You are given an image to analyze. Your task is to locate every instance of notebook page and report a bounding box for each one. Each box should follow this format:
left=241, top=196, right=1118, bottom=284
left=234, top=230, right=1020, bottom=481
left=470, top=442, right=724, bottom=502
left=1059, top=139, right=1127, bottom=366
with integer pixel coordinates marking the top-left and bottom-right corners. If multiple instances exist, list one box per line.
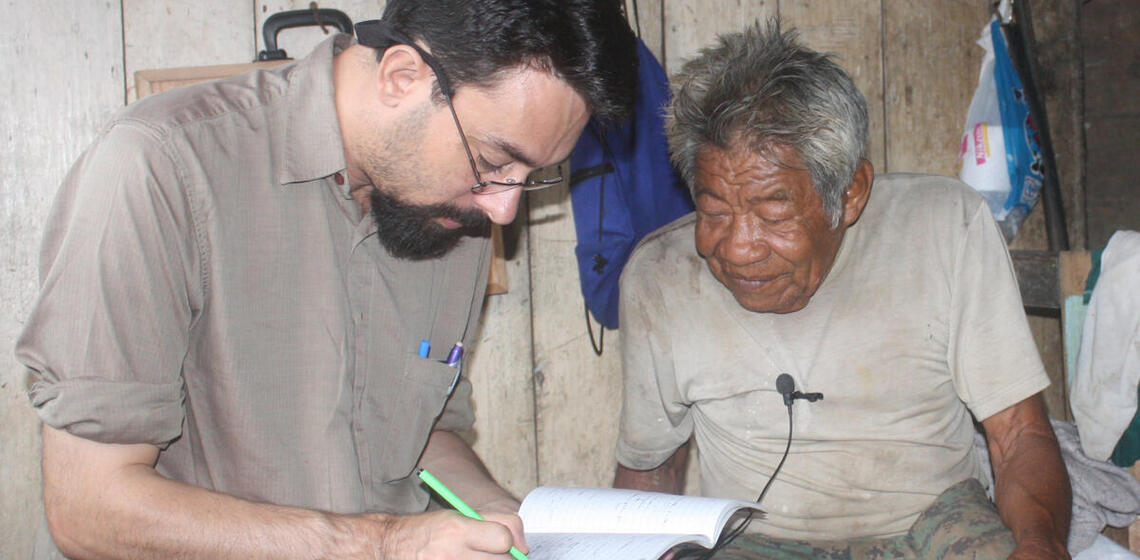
left=525, top=532, right=703, bottom=560
left=519, top=487, right=756, bottom=541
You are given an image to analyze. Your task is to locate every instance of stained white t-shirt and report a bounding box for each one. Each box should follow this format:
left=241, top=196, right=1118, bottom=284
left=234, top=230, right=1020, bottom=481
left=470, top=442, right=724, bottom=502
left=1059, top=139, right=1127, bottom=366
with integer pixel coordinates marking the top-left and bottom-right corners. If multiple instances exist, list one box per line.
left=616, top=173, right=1049, bottom=540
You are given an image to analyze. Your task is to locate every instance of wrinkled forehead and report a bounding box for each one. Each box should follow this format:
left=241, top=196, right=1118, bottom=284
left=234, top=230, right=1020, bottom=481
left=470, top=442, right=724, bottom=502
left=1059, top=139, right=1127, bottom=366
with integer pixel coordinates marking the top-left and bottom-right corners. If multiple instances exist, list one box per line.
left=693, top=142, right=812, bottom=193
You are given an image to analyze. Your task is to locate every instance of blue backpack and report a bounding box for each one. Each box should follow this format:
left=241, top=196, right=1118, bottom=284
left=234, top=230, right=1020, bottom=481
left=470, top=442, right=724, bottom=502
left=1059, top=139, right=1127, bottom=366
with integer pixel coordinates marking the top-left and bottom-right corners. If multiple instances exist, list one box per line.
left=569, top=39, right=694, bottom=335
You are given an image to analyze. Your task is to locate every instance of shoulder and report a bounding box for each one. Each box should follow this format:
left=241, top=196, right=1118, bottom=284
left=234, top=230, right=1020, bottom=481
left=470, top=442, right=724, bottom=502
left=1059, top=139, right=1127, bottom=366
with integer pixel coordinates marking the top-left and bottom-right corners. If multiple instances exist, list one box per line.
left=119, top=64, right=294, bottom=140
left=625, top=213, right=698, bottom=271
left=869, top=173, right=986, bottom=215
left=860, top=173, right=991, bottom=239
left=621, top=212, right=702, bottom=294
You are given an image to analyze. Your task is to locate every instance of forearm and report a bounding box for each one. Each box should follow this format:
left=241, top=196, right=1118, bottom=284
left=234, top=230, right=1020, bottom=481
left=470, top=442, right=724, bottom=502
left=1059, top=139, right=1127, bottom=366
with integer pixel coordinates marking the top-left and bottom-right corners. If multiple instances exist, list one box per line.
left=613, top=440, right=690, bottom=494
left=991, top=428, right=1071, bottom=547
left=55, top=468, right=374, bottom=559
left=43, top=426, right=381, bottom=560
left=417, top=430, right=518, bottom=510
left=983, top=395, right=1072, bottom=557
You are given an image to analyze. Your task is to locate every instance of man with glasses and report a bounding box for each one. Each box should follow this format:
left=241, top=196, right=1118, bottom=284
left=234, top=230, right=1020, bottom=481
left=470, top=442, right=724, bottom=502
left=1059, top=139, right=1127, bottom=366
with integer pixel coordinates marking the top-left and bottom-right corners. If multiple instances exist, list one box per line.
left=17, top=1, right=636, bottom=558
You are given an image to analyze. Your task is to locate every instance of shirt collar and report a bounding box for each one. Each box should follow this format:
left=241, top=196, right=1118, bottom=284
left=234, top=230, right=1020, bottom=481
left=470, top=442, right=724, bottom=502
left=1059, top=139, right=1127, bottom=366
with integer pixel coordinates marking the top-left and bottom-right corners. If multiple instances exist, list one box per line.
left=278, top=34, right=355, bottom=192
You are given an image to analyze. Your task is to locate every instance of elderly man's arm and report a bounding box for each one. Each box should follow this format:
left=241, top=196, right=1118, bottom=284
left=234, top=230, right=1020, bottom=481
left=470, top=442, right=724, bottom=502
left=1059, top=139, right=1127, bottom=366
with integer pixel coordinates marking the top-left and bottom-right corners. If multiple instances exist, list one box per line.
left=41, top=425, right=519, bottom=559
left=981, top=392, right=1072, bottom=559
left=613, top=439, right=690, bottom=494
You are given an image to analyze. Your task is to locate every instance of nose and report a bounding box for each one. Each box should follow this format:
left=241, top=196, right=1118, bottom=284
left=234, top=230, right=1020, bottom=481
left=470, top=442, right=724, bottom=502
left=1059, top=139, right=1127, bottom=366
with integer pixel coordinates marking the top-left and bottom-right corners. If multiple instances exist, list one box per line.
left=718, top=215, right=770, bottom=265
left=472, top=187, right=523, bottom=225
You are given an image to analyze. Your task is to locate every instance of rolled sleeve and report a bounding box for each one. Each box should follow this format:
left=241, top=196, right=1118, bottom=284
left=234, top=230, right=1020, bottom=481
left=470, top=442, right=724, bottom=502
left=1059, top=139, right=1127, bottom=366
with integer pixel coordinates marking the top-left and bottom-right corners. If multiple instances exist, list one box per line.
left=29, top=377, right=184, bottom=446
left=17, top=121, right=200, bottom=447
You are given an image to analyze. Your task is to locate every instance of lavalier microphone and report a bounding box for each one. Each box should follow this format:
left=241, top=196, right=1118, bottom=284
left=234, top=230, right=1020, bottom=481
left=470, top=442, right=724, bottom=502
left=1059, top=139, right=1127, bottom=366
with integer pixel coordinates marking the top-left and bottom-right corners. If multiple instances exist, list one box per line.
left=776, top=373, right=824, bottom=407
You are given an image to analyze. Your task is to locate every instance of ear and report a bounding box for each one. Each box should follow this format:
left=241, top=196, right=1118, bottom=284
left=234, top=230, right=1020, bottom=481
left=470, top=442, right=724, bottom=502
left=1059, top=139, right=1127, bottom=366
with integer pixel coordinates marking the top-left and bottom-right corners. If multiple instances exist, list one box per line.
left=840, top=158, right=874, bottom=228
left=375, top=44, right=432, bottom=108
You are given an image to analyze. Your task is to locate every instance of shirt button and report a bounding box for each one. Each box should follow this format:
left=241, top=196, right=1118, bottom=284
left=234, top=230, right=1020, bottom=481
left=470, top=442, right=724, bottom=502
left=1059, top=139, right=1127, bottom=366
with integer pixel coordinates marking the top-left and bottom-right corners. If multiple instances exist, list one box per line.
left=333, top=172, right=345, bottom=185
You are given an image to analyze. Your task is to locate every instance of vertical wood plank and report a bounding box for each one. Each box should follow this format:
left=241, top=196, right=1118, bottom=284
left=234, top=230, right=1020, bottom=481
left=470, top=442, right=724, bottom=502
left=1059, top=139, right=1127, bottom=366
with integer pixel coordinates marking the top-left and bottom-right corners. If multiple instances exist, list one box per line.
left=663, top=0, right=776, bottom=74
left=626, top=0, right=666, bottom=64
left=780, top=0, right=886, bottom=171
left=881, top=0, right=988, bottom=176
left=0, top=2, right=125, bottom=556
left=465, top=218, right=539, bottom=497
left=255, top=1, right=386, bottom=61
left=528, top=184, right=626, bottom=487
left=1003, top=1, right=1084, bottom=421
left=1024, top=0, right=1084, bottom=252
left=123, top=0, right=257, bottom=102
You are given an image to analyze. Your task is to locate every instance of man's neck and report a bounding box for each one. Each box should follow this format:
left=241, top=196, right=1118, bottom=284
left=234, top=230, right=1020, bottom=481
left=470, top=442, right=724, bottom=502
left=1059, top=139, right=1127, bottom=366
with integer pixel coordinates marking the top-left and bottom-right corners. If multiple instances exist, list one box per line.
left=333, top=44, right=379, bottom=213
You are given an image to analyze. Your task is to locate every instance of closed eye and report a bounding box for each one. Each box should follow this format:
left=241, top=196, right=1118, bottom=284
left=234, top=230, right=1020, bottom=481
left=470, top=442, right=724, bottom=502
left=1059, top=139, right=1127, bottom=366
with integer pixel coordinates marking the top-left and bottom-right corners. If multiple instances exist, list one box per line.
left=477, top=155, right=509, bottom=175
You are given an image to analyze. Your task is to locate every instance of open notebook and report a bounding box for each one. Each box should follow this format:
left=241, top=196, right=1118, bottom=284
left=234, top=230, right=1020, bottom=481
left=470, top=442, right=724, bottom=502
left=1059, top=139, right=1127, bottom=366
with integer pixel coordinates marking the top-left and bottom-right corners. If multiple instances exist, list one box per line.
left=518, top=487, right=761, bottom=560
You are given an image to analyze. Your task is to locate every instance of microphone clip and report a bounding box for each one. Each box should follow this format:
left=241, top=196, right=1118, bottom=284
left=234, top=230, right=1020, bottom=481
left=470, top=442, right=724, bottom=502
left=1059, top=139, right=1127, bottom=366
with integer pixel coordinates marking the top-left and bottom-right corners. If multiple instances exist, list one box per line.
left=789, top=390, right=824, bottom=404
left=776, top=373, right=824, bottom=407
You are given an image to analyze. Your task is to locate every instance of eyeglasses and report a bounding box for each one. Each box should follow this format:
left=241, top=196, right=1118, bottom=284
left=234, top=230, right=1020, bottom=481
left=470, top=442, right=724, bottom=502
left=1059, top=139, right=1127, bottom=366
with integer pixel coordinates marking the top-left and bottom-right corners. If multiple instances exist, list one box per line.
left=443, top=94, right=566, bottom=195
left=364, top=23, right=564, bottom=195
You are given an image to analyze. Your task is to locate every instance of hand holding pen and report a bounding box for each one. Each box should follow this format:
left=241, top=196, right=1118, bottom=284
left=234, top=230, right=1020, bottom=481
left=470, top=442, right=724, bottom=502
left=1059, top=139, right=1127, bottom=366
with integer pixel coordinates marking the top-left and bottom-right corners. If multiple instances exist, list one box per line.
left=369, top=504, right=528, bottom=560
left=419, top=468, right=529, bottom=560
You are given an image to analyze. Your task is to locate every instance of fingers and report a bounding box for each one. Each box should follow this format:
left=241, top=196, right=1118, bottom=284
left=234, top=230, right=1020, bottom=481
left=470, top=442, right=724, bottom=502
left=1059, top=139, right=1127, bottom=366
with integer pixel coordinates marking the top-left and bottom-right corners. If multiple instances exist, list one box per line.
left=483, top=511, right=528, bottom=553
left=460, top=514, right=517, bottom=554
left=375, top=510, right=519, bottom=559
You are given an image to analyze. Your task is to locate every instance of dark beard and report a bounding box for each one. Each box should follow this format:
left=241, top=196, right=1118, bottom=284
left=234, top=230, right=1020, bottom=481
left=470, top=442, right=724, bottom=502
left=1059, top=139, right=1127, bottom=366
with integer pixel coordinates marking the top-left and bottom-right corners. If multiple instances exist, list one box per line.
left=369, top=189, right=490, bottom=260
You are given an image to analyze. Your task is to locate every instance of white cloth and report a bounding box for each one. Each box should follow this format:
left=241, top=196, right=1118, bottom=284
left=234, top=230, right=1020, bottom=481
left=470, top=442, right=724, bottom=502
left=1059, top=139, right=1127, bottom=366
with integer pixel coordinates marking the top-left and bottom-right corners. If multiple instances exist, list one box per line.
left=617, top=174, right=1050, bottom=540
left=1071, top=231, right=1140, bottom=461
left=1074, top=535, right=1140, bottom=560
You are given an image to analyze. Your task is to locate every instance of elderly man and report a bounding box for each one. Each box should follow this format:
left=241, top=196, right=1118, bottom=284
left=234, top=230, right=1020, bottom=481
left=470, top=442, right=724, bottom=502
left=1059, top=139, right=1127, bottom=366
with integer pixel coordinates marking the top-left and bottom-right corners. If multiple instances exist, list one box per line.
left=16, top=1, right=636, bottom=558
left=614, top=22, right=1071, bottom=560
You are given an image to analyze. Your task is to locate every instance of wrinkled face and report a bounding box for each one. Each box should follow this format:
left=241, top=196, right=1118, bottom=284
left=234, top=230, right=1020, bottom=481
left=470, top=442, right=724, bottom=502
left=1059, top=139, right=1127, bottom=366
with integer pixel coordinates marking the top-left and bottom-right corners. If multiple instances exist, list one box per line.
left=693, top=144, right=846, bottom=314
left=358, top=65, right=589, bottom=259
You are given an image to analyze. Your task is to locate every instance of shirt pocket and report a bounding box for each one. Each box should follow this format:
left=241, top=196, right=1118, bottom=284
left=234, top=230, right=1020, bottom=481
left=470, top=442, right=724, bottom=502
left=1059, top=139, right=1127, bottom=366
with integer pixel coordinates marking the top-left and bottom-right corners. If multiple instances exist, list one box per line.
left=372, top=355, right=461, bottom=484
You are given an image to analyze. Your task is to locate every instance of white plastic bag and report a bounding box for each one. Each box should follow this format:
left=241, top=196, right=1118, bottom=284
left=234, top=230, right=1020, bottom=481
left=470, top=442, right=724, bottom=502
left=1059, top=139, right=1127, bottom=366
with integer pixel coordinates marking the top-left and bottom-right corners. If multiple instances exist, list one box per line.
left=957, top=12, right=1044, bottom=240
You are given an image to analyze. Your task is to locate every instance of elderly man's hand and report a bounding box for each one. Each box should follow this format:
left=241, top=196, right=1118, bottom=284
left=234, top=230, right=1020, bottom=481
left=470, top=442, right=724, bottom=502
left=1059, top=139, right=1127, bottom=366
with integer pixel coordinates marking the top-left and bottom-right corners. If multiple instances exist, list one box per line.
left=1009, top=533, right=1070, bottom=560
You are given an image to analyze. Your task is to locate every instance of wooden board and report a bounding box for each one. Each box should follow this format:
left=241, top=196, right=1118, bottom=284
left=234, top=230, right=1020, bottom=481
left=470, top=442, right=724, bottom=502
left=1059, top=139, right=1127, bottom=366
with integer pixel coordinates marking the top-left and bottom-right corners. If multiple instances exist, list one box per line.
left=528, top=181, right=626, bottom=487
left=465, top=216, right=538, bottom=497
left=781, top=0, right=886, bottom=171
left=124, top=0, right=257, bottom=102
left=625, top=0, right=666, bottom=64
left=662, top=0, right=776, bottom=74
left=995, top=1, right=1084, bottom=423
left=134, top=60, right=292, bottom=98
left=1, top=2, right=127, bottom=557
left=881, top=0, right=987, bottom=176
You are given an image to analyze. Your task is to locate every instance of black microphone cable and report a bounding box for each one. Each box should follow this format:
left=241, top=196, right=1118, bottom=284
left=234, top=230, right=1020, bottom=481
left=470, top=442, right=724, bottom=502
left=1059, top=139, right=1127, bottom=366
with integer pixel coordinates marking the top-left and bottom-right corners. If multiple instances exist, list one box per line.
left=674, top=373, right=807, bottom=560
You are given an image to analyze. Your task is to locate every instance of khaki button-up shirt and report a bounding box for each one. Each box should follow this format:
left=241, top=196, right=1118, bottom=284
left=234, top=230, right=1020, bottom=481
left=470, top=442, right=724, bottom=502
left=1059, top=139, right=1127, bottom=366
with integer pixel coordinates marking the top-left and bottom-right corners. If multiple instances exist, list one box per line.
left=18, top=35, right=489, bottom=549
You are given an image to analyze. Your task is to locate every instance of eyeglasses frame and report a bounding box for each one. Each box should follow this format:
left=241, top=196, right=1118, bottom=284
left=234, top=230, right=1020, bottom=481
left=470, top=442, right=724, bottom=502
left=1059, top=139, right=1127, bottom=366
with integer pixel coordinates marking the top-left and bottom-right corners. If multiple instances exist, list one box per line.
left=388, top=36, right=565, bottom=195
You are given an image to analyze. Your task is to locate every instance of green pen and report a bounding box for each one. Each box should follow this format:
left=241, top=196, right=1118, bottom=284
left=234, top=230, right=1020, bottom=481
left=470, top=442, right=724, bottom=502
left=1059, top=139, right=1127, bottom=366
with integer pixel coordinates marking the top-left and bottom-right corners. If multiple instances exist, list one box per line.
left=417, top=468, right=530, bottom=560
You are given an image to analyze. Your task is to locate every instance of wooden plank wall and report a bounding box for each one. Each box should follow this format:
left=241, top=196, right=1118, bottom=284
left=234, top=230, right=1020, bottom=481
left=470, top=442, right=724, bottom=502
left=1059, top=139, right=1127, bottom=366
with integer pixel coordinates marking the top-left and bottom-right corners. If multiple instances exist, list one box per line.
left=1, top=2, right=126, bottom=555
left=1, top=1, right=1081, bottom=554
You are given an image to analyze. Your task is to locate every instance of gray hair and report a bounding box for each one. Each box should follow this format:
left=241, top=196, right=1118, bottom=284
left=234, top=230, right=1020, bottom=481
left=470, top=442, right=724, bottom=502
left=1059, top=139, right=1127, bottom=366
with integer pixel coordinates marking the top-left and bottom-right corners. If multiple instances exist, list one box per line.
left=666, top=20, right=869, bottom=227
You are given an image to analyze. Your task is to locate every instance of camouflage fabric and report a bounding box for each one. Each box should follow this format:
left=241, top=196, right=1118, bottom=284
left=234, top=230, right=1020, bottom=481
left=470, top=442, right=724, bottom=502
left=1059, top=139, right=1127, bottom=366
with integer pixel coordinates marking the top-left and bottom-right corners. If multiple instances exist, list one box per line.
left=708, top=479, right=1015, bottom=559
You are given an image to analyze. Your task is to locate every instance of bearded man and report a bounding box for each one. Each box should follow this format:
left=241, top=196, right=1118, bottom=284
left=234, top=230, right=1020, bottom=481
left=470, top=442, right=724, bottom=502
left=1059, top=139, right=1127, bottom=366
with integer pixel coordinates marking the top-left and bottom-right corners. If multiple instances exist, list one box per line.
left=17, top=2, right=636, bottom=558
